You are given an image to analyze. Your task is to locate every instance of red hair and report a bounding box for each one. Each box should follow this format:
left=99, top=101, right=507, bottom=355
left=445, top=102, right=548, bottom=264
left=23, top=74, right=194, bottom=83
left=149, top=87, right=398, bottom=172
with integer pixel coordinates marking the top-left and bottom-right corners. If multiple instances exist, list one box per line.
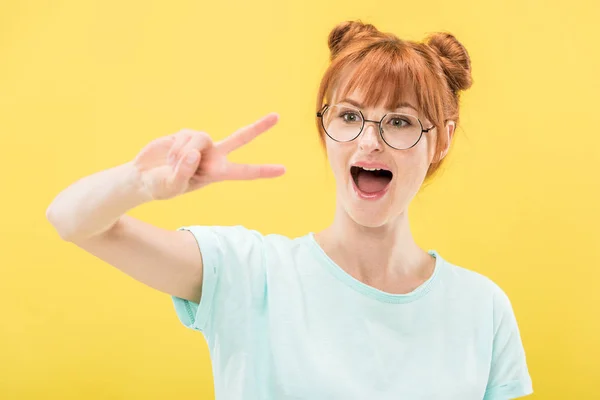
left=316, top=20, right=473, bottom=179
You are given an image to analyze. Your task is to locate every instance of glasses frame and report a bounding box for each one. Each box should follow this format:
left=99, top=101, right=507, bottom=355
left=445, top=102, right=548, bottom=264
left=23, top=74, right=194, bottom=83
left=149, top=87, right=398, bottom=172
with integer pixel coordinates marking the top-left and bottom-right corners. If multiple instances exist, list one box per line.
left=316, top=103, right=436, bottom=150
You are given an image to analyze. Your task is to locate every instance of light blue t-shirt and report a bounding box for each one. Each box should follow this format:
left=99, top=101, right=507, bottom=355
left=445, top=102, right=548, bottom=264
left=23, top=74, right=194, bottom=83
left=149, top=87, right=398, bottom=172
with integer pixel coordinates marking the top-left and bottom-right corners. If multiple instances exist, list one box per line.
left=171, top=225, right=532, bottom=400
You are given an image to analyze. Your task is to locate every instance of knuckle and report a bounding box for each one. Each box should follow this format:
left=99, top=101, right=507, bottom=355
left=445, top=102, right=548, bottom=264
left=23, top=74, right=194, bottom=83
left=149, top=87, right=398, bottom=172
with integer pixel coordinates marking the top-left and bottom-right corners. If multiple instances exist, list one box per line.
left=192, top=131, right=212, bottom=147
left=173, top=129, right=195, bottom=143
left=194, top=131, right=211, bottom=140
left=171, top=130, right=212, bottom=153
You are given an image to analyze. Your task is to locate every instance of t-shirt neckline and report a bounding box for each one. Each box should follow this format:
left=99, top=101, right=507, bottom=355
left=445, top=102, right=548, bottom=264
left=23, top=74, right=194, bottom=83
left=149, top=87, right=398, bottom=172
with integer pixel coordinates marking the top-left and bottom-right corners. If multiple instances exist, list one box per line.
left=305, top=232, right=444, bottom=304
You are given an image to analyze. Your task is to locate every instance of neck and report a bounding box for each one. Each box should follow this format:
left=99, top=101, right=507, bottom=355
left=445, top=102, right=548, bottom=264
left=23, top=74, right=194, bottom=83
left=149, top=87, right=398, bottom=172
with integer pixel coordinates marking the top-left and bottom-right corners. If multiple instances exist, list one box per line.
left=314, top=204, right=434, bottom=293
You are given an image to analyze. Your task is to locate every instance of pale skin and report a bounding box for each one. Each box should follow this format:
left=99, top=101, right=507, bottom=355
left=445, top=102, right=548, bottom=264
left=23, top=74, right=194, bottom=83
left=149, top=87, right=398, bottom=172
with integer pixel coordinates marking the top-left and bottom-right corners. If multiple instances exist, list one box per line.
left=314, top=86, right=456, bottom=294
left=46, top=85, right=455, bottom=306
left=46, top=114, right=286, bottom=303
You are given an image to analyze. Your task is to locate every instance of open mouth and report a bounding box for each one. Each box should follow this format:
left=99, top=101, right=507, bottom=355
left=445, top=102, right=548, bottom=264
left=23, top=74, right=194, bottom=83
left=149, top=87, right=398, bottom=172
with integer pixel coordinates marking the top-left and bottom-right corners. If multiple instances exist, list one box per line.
left=350, top=166, right=393, bottom=196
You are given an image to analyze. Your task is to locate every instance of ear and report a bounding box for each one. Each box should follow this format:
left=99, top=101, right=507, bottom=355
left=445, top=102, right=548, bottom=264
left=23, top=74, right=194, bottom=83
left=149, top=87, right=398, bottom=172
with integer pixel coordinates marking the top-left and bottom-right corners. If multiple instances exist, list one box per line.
left=439, top=120, right=456, bottom=160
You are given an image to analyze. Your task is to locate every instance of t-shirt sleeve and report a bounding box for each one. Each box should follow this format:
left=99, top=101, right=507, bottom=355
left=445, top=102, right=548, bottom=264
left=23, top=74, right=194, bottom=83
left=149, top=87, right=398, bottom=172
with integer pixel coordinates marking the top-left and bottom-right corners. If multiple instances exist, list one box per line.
left=170, top=225, right=266, bottom=339
left=483, top=286, right=533, bottom=400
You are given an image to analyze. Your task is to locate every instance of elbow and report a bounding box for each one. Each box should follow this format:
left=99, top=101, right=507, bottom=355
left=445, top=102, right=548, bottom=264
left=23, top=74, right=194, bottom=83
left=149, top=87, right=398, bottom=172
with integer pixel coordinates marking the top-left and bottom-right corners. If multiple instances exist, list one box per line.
left=45, top=204, right=55, bottom=224
left=46, top=205, right=73, bottom=242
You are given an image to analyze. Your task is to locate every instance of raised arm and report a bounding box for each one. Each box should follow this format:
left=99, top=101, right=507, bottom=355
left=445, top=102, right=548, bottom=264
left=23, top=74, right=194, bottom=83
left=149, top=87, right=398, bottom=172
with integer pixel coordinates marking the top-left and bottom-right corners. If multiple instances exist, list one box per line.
left=46, top=113, right=285, bottom=303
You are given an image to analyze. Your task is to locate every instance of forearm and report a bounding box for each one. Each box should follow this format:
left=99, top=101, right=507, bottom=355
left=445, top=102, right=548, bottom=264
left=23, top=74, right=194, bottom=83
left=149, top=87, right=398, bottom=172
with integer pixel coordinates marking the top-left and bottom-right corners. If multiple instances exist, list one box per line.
left=46, top=161, right=152, bottom=241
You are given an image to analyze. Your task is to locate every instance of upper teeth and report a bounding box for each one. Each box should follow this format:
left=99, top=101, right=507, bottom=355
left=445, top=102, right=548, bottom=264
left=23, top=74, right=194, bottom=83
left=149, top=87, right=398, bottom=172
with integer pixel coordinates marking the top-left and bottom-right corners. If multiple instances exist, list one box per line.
left=361, top=167, right=381, bottom=171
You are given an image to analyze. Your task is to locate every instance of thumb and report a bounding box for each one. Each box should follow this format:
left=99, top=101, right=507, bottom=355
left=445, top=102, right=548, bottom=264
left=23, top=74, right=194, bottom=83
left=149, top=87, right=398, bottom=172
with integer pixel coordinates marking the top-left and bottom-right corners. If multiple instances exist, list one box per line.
left=171, top=149, right=201, bottom=190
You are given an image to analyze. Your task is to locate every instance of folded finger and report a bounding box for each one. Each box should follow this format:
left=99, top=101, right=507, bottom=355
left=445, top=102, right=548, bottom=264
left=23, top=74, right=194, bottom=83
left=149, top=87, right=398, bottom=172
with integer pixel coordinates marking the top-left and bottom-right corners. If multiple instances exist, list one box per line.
left=168, top=132, right=192, bottom=165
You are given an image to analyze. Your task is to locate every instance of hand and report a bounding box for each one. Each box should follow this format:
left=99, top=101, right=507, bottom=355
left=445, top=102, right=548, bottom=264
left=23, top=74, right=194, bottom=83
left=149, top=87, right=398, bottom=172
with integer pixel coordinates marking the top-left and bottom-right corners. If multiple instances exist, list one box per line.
left=133, top=113, right=286, bottom=200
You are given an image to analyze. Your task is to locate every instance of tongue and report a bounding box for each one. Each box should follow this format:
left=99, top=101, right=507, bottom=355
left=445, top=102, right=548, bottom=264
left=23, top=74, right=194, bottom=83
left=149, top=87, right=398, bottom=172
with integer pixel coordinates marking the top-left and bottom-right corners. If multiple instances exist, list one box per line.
left=357, top=171, right=390, bottom=193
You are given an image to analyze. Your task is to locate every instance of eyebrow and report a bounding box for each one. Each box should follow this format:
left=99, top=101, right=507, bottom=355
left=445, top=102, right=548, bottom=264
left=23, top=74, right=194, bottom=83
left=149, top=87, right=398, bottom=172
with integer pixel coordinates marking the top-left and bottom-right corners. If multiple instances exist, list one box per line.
left=340, top=98, right=418, bottom=113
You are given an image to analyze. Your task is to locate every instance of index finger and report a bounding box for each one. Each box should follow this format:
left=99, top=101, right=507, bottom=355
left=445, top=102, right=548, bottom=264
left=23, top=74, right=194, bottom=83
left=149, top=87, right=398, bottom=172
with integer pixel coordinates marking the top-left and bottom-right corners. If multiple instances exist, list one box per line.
left=215, top=113, right=279, bottom=154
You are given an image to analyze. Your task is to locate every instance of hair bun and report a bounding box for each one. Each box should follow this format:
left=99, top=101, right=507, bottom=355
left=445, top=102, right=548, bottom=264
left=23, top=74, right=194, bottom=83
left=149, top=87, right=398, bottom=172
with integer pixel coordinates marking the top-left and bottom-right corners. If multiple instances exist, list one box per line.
left=328, top=20, right=377, bottom=59
left=426, top=32, right=473, bottom=92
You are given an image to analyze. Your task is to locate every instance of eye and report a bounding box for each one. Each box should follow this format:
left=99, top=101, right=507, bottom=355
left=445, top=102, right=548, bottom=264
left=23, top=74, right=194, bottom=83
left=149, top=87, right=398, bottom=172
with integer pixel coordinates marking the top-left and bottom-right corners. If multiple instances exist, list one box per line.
left=340, top=111, right=361, bottom=123
left=388, top=117, right=412, bottom=128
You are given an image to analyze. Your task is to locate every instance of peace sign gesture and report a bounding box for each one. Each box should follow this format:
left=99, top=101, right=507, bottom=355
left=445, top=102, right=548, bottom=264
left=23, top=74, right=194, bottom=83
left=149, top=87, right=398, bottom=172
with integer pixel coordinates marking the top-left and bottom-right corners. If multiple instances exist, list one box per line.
left=133, top=113, right=286, bottom=200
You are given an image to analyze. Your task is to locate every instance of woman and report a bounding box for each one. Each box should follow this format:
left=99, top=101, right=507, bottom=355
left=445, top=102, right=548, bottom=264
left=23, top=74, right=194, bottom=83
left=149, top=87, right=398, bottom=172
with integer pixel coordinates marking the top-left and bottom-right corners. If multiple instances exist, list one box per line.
left=47, top=21, right=532, bottom=400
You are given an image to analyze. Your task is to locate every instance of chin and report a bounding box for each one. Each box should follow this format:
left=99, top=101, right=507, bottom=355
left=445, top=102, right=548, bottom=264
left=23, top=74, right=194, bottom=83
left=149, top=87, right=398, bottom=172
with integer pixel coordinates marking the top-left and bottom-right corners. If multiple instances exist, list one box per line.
left=341, top=185, right=393, bottom=229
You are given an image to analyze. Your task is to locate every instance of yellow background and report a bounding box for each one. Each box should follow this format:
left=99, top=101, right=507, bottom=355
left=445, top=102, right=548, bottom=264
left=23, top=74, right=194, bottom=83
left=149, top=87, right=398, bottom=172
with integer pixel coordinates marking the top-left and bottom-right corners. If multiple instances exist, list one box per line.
left=1, top=0, right=598, bottom=398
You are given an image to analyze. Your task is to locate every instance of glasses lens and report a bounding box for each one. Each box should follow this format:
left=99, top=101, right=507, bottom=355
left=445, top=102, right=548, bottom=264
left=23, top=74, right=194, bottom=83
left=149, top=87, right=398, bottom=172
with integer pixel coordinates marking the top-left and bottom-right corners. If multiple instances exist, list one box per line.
left=321, top=105, right=363, bottom=142
left=381, top=113, right=422, bottom=149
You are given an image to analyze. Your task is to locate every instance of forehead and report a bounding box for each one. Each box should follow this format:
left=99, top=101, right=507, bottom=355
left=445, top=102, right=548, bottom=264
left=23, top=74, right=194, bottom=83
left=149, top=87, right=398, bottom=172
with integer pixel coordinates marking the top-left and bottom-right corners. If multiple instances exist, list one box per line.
left=330, top=61, right=421, bottom=113
left=335, top=87, right=419, bottom=114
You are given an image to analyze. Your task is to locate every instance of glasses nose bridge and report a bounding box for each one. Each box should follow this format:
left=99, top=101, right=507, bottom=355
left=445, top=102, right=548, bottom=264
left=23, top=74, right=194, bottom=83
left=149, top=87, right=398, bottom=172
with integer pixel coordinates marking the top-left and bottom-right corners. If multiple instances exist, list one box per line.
left=360, top=117, right=383, bottom=138
left=357, top=117, right=384, bottom=150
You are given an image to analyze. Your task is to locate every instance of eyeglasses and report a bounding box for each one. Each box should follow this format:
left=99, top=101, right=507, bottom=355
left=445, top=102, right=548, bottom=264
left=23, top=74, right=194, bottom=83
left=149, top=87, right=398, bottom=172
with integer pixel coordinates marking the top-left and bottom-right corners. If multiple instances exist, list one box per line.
left=316, top=103, right=435, bottom=150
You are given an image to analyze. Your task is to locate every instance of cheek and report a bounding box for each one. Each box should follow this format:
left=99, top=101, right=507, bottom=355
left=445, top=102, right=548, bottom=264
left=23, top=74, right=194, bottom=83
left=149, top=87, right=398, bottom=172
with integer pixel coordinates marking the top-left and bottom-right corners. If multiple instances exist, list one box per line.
left=325, top=142, right=351, bottom=179
left=393, top=146, right=432, bottom=188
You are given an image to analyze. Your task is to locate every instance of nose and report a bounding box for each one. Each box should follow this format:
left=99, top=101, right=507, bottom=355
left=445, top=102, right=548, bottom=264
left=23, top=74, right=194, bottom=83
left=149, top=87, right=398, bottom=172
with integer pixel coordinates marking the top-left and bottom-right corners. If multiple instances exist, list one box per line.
left=358, top=121, right=383, bottom=153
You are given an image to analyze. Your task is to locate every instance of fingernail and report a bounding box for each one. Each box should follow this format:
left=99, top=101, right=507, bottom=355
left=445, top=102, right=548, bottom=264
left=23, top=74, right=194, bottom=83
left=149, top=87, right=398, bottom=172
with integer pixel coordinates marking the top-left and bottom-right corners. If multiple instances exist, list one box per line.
left=186, top=152, right=198, bottom=163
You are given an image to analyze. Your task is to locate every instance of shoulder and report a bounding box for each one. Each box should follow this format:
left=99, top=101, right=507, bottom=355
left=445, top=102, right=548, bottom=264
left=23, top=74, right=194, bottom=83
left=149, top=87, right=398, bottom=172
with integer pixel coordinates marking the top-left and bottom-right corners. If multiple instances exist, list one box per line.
left=207, top=225, right=309, bottom=252
left=438, top=255, right=513, bottom=307
left=178, top=224, right=309, bottom=257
